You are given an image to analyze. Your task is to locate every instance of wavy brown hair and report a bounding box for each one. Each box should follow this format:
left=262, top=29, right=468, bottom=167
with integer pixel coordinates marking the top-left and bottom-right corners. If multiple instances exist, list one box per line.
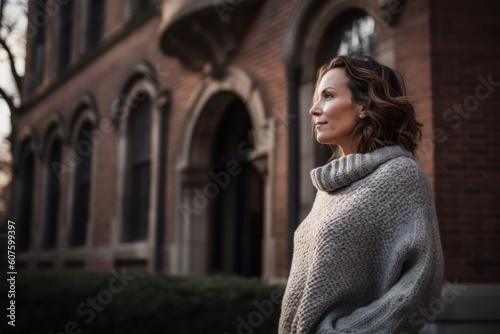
left=312, top=54, right=422, bottom=160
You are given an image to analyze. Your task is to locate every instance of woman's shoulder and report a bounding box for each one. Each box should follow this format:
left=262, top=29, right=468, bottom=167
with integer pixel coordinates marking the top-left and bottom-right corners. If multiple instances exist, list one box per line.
left=370, top=154, right=430, bottom=189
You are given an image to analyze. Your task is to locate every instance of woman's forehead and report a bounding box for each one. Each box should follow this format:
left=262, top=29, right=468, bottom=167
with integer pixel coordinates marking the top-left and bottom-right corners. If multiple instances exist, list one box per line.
left=318, top=68, right=347, bottom=90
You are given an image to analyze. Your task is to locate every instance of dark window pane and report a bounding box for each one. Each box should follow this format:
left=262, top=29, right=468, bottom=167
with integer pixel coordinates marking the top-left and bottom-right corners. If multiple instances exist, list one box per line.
left=29, top=0, right=46, bottom=91
left=42, top=139, right=62, bottom=250
left=58, top=0, right=73, bottom=70
left=18, top=151, right=34, bottom=252
left=124, top=96, right=151, bottom=242
left=128, top=162, right=150, bottom=240
left=70, top=123, right=93, bottom=247
left=131, top=98, right=151, bottom=162
left=86, top=0, right=105, bottom=48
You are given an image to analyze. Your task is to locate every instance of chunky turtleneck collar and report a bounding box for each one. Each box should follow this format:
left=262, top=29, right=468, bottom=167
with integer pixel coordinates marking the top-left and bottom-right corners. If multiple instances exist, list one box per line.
left=310, top=145, right=414, bottom=192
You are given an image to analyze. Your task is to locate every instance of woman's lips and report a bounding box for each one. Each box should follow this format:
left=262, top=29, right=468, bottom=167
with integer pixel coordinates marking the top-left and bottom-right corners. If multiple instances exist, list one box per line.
left=315, top=122, right=327, bottom=128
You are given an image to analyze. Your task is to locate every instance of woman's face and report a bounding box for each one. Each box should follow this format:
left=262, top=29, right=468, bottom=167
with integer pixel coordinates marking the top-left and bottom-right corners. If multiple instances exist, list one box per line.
left=309, top=68, right=364, bottom=155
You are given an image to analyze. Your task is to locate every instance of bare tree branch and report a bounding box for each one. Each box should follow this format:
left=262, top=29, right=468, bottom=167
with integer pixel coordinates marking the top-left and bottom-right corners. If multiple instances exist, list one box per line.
left=0, top=0, right=26, bottom=108
left=0, top=36, right=22, bottom=94
left=0, top=86, right=17, bottom=114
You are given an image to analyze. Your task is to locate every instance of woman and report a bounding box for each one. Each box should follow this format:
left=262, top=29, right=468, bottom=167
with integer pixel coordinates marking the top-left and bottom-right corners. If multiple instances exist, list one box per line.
left=278, top=54, right=444, bottom=334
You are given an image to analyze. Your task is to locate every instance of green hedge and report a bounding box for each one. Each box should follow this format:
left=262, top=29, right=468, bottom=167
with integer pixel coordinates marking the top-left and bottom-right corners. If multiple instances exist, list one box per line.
left=10, top=271, right=285, bottom=334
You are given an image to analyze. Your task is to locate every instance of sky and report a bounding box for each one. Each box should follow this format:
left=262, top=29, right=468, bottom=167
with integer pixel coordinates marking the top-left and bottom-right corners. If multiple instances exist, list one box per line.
left=0, top=0, right=27, bottom=158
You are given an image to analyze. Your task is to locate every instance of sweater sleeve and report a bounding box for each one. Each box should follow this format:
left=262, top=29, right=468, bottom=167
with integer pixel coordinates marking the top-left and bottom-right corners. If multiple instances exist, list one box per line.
left=313, top=166, right=444, bottom=334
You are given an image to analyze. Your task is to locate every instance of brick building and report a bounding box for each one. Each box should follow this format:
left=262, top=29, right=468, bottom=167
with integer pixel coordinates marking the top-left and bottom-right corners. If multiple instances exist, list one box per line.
left=11, top=0, right=500, bottom=331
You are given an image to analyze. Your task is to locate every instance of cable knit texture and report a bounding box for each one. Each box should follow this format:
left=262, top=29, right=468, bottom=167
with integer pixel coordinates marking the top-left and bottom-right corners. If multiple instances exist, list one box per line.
left=279, top=145, right=444, bottom=334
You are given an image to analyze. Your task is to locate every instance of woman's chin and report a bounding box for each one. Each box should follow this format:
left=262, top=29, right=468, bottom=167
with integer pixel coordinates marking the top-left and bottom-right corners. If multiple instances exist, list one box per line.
left=316, top=136, right=334, bottom=145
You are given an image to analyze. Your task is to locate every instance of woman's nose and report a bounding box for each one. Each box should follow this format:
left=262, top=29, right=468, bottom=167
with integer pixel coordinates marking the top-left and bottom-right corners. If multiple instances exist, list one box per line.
left=309, top=102, right=322, bottom=116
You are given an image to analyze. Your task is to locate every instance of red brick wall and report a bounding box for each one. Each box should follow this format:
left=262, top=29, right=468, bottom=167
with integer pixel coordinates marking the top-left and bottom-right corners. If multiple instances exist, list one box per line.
left=393, top=0, right=435, bottom=185
left=430, top=0, right=500, bottom=282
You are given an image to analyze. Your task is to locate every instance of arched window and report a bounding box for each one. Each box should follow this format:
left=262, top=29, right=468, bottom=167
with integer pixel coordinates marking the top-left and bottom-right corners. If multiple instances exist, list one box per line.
left=316, top=9, right=376, bottom=69
left=69, top=121, right=94, bottom=247
left=41, top=134, right=62, bottom=250
left=335, top=12, right=375, bottom=56
left=123, top=94, right=152, bottom=242
left=113, top=64, right=161, bottom=261
left=15, top=140, right=35, bottom=252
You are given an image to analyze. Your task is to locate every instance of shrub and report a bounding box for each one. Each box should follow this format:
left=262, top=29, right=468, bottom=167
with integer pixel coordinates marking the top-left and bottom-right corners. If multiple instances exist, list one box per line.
left=10, top=271, right=285, bottom=334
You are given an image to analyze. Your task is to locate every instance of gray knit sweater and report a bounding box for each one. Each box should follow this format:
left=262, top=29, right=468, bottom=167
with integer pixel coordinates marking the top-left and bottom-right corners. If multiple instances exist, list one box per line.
left=279, top=145, right=444, bottom=334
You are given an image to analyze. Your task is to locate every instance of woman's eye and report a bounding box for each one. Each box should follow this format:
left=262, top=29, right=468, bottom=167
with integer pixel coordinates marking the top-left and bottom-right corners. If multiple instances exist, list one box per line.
left=324, top=92, right=333, bottom=99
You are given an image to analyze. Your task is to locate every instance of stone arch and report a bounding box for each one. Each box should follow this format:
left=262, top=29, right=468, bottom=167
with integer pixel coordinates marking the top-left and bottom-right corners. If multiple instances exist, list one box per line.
left=282, top=0, right=380, bottom=81
left=40, top=111, right=66, bottom=156
left=111, top=59, right=160, bottom=126
left=176, top=66, right=269, bottom=170
left=67, top=91, right=100, bottom=139
left=172, top=66, right=277, bottom=280
left=15, top=126, right=40, bottom=164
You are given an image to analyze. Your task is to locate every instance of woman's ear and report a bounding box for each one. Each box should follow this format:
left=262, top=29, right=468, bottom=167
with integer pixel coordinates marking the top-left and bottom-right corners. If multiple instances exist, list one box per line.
left=358, top=105, right=367, bottom=118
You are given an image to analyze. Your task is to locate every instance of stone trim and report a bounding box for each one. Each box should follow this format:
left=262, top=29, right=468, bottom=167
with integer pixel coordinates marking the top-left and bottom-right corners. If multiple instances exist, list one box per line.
left=13, top=127, right=40, bottom=167
left=67, top=91, right=100, bottom=139
left=40, top=111, right=66, bottom=155
left=158, top=0, right=265, bottom=77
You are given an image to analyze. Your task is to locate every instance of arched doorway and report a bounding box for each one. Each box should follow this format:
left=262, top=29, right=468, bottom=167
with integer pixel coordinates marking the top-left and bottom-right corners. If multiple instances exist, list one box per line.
left=174, top=85, right=273, bottom=278
left=173, top=66, right=274, bottom=279
left=210, top=97, right=264, bottom=277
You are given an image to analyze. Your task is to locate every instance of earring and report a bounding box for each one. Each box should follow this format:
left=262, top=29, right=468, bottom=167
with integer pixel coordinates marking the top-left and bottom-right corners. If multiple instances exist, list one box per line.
left=359, top=113, right=366, bottom=119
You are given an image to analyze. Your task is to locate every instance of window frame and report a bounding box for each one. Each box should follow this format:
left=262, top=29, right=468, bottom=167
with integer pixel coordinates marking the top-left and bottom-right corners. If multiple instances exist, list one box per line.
left=123, top=94, right=153, bottom=242
left=66, top=109, right=97, bottom=249
left=113, top=76, right=160, bottom=256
